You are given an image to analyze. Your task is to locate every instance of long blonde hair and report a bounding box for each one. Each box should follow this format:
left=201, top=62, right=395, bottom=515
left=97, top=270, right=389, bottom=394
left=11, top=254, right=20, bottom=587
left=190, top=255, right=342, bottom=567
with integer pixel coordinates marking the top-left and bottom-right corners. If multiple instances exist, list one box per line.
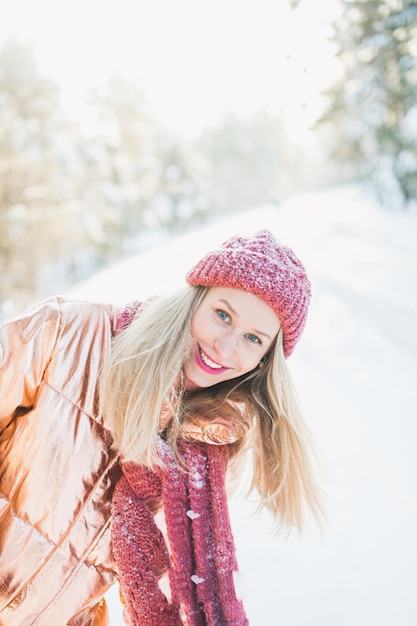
left=238, top=332, right=326, bottom=530
left=100, top=285, right=207, bottom=466
left=101, top=285, right=326, bottom=531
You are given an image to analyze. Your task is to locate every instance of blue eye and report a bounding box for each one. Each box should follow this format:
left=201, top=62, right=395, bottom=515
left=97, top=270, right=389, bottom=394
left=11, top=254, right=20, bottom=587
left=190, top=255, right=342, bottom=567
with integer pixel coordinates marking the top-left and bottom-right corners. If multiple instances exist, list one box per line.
left=217, top=309, right=230, bottom=323
left=246, top=333, right=261, bottom=344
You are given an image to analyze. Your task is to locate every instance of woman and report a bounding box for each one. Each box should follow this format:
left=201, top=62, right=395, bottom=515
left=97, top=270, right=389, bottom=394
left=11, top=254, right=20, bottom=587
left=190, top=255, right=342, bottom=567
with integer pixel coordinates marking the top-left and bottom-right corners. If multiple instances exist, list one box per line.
left=0, top=230, right=325, bottom=625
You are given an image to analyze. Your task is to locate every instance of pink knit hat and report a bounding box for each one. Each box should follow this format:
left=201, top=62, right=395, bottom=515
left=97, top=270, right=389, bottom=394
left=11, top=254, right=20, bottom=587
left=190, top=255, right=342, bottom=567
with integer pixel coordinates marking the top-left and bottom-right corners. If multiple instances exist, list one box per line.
left=185, top=229, right=311, bottom=357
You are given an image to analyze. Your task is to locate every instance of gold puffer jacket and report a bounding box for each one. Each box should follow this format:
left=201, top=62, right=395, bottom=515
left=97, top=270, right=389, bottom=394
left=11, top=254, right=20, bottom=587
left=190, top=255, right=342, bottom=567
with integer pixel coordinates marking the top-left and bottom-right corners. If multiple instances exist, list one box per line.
left=0, top=297, right=250, bottom=625
left=0, top=298, right=121, bottom=625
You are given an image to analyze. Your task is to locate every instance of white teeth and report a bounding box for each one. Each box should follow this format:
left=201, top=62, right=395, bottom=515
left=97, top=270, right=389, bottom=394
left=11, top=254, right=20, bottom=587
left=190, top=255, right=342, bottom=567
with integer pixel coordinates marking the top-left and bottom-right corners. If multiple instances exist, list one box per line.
left=200, top=348, right=223, bottom=369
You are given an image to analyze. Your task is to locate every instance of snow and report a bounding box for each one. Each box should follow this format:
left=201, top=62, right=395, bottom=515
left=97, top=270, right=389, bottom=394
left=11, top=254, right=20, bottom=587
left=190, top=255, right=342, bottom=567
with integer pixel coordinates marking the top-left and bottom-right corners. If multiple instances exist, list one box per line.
left=186, top=510, right=201, bottom=520
left=73, top=185, right=417, bottom=625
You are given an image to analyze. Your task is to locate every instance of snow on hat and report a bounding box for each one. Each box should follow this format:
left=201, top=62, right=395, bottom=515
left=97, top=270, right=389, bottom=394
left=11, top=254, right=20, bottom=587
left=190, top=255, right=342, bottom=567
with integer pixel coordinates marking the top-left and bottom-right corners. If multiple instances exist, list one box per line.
left=185, top=229, right=311, bottom=357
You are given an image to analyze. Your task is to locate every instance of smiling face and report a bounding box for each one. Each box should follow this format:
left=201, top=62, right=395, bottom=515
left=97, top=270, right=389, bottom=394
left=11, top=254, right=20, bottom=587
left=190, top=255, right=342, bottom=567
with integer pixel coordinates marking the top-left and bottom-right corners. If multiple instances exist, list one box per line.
left=184, top=286, right=280, bottom=389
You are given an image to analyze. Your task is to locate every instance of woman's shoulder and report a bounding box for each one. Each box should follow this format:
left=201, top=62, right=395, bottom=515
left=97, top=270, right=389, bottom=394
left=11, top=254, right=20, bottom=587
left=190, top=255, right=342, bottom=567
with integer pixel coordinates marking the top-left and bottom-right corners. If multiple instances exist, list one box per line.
left=10, top=296, right=123, bottom=337
left=55, top=296, right=123, bottom=333
left=29, top=295, right=119, bottom=317
left=57, top=295, right=121, bottom=317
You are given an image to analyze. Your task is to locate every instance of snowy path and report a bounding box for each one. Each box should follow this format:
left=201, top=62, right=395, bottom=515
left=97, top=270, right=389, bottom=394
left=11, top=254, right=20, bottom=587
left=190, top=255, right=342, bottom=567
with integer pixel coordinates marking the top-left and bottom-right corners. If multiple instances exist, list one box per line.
left=74, top=186, right=417, bottom=625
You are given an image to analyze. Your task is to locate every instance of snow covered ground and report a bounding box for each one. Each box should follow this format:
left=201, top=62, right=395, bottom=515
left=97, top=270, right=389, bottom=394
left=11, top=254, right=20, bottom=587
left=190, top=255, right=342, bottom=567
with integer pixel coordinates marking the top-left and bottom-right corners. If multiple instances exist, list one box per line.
left=74, top=185, right=417, bottom=625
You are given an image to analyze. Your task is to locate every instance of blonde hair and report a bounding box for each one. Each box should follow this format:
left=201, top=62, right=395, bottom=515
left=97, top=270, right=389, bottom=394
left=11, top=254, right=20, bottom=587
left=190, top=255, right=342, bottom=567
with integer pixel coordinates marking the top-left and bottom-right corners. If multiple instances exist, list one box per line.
left=101, top=285, right=326, bottom=531
left=100, top=285, right=207, bottom=466
left=243, top=332, right=326, bottom=530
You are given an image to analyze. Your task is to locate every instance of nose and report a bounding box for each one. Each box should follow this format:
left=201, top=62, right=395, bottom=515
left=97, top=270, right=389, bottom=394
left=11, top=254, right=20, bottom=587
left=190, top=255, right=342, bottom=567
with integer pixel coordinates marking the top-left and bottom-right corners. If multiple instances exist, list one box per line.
left=213, top=332, right=239, bottom=360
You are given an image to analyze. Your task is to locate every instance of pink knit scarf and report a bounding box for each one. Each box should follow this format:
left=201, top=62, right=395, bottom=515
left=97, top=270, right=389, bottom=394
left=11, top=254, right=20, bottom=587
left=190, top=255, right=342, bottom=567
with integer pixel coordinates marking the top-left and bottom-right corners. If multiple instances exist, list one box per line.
left=111, top=438, right=249, bottom=626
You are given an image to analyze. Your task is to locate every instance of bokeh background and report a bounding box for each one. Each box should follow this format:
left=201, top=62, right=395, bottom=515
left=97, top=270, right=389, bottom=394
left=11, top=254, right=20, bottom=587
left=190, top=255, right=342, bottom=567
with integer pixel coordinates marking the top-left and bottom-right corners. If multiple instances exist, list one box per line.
left=1, top=0, right=416, bottom=318
left=1, top=1, right=417, bottom=624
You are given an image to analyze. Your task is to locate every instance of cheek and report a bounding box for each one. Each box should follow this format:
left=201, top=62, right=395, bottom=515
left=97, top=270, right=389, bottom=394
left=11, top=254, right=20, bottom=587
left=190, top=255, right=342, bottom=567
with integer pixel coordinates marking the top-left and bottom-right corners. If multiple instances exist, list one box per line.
left=190, top=308, right=210, bottom=338
left=240, top=342, right=269, bottom=372
left=190, top=314, right=199, bottom=338
left=242, top=354, right=262, bottom=373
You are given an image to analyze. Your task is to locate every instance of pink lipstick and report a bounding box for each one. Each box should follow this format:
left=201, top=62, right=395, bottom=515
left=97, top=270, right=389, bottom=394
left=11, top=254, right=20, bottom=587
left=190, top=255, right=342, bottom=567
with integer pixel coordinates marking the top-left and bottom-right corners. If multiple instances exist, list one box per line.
left=194, top=345, right=228, bottom=375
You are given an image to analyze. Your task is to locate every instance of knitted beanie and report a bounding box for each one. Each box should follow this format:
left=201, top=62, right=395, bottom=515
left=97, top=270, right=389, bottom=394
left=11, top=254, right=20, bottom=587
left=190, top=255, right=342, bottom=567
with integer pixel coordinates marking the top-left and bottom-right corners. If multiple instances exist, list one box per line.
left=185, top=229, right=311, bottom=357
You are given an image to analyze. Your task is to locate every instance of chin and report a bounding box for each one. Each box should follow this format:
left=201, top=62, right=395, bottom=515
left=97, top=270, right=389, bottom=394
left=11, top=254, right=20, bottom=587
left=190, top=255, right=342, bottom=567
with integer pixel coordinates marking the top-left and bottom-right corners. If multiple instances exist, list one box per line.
left=188, top=375, right=218, bottom=389
left=185, top=370, right=224, bottom=390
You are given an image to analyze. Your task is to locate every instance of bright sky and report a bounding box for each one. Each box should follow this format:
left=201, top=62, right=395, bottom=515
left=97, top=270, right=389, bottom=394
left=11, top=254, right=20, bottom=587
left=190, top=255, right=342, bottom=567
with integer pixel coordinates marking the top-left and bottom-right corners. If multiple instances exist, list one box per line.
left=0, top=0, right=341, bottom=139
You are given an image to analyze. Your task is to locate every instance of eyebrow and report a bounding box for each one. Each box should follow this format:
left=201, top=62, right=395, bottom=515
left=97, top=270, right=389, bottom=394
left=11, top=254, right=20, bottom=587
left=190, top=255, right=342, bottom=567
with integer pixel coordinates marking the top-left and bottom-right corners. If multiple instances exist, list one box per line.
left=217, top=298, right=274, bottom=342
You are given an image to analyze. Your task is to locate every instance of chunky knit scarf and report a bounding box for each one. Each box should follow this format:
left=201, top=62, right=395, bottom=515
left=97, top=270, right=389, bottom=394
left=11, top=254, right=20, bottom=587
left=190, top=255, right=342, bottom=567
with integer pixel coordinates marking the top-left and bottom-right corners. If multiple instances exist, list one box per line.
left=111, top=304, right=249, bottom=625
left=111, top=439, right=249, bottom=626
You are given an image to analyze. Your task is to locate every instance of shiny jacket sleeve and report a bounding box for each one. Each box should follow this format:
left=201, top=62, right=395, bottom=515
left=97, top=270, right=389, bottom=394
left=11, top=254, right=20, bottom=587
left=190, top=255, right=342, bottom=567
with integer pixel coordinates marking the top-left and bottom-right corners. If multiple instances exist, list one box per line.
left=181, top=404, right=251, bottom=445
left=158, top=377, right=251, bottom=446
left=0, top=298, right=62, bottom=435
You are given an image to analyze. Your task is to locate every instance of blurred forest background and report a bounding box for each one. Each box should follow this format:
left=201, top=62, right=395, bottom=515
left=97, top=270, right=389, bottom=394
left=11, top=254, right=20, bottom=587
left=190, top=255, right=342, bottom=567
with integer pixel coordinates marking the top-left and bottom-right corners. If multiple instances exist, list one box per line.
left=0, top=0, right=416, bottom=318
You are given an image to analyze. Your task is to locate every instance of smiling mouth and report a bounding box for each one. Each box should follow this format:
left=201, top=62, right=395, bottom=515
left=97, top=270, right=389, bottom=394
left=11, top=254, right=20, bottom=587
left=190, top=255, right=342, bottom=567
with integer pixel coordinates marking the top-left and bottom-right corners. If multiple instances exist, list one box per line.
left=196, top=345, right=228, bottom=374
left=199, top=347, right=223, bottom=369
